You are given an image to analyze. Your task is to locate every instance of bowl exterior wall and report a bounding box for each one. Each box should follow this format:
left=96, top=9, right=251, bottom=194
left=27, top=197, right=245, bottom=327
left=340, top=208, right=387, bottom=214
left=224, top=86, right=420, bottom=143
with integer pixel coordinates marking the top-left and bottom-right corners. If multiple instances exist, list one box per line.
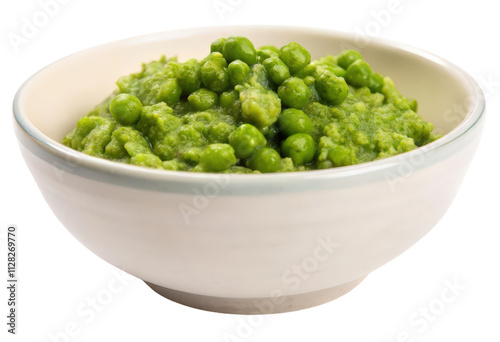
left=13, top=26, right=486, bottom=300
left=15, top=116, right=483, bottom=298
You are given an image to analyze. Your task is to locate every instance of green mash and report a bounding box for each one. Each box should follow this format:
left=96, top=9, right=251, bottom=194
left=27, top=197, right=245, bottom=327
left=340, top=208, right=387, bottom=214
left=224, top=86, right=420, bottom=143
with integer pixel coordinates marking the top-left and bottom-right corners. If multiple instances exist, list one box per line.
left=63, top=36, right=440, bottom=173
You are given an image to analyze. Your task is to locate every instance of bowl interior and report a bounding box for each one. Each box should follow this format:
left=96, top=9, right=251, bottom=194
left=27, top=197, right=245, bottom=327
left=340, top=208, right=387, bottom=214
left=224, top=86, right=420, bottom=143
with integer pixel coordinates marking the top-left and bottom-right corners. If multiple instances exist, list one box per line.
left=17, top=26, right=475, bottom=145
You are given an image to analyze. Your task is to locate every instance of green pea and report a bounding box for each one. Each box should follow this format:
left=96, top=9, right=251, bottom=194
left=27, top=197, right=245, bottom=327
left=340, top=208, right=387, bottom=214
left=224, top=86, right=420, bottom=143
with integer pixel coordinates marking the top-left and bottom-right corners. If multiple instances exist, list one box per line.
left=183, top=111, right=216, bottom=125
left=303, top=76, right=315, bottom=86
left=181, top=147, right=203, bottom=164
left=228, top=60, right=250, bottom=86
left=408, top=99, right=418, bottom=112
left=201, top=52, right=230, bottom=93
left=208, top=52, right=228, bottom=68
left=208, top=122, right=235, bottom=143
left=219, top=90, right=239, bottom=108
left=281, top=133, right=316, bottom=166
left=162, top=159, right=188, bottom=171
left=176, top=58, right=201, bottom=96
left=222, top=36, right=257, bottom=66
left=247, top=147, right=281, bottom=173
left=177, top=123, right=207, bottom=145
left=219, top=90, right=242, bottom=120
left=331, top=65, right=347, bottom=78
left=277, top=77, right=311, bottom=109
left=157, top=78, right=182, bottom=106
left=210, top=37, right=227, bottom=53
left=327, top=145, right=356, bottom=167
left=316, top=71, right=349, bottom=105
left=278, top=108, right=312, bottom=136
left=279, top=42, right=311, bottom=74
left=199, top=54, right=210, bottom=67
left=163, top=61, right=182, bottom=78
left=200, top=144, right=237, bottom=172
left=257, top=49, right=279, bottom=63
left=336, top=50, right=363, bottom=69
left=263, top=56, right=290, bottom=85
left=368, top=72, right=384, bottom=93
left=130, top=153, right=162, bottom=168
left=188, top=88, right=218, bottom=111
left=109, top=94, right=143, bottom=126
left=345, top=59, right=372, bottom=88
left=293, top=64, right=317, bottom=79
left=228, top=123, right=266, bottom=159
left=258, top=45, right=280, bottom=53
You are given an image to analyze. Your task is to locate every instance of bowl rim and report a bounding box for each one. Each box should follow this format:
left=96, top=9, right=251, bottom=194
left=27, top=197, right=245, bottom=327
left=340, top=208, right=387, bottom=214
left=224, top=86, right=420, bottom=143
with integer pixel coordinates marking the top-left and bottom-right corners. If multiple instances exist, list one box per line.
left=13, top=25, right=486, bottom=188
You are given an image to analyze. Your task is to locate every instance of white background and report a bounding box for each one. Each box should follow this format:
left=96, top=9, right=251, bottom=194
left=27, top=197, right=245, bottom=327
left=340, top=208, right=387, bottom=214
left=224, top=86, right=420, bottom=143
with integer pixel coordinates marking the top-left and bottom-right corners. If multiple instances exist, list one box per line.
left=1, top=0, right=499, bottom=341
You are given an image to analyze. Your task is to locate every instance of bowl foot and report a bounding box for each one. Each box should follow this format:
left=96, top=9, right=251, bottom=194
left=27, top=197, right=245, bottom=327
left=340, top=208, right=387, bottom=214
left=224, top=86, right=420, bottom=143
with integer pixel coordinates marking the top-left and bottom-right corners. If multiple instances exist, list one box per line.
left=145, top=277, right=365, bottom=314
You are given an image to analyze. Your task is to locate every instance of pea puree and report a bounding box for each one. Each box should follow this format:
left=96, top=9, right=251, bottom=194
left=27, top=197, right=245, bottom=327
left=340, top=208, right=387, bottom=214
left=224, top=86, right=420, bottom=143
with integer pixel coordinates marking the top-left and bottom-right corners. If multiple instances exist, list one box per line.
left=63, top=36, right=440, bottom=173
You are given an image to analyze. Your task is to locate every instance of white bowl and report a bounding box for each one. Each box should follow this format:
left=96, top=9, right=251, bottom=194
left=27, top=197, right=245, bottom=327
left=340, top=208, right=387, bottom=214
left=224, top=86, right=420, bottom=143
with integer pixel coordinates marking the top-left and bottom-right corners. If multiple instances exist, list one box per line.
left=13, top=26, right=485, bottom=314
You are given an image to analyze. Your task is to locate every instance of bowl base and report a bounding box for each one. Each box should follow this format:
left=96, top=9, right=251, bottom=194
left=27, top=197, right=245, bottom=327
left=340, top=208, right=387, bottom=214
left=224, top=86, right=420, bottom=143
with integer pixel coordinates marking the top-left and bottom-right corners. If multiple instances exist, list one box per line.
left=145, top=277, right=365, bottom=314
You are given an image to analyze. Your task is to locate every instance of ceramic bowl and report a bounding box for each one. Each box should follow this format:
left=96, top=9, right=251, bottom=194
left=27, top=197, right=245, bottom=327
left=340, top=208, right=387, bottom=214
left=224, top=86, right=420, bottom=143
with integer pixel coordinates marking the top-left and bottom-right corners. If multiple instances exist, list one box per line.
left=13, top=26, right=485, bottom=314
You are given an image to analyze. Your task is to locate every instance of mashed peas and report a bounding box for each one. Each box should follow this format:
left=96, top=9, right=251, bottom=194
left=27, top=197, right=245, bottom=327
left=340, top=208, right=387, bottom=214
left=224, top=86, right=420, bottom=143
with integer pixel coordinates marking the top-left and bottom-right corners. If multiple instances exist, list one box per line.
left=63, top=36, right=440, bottom=173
